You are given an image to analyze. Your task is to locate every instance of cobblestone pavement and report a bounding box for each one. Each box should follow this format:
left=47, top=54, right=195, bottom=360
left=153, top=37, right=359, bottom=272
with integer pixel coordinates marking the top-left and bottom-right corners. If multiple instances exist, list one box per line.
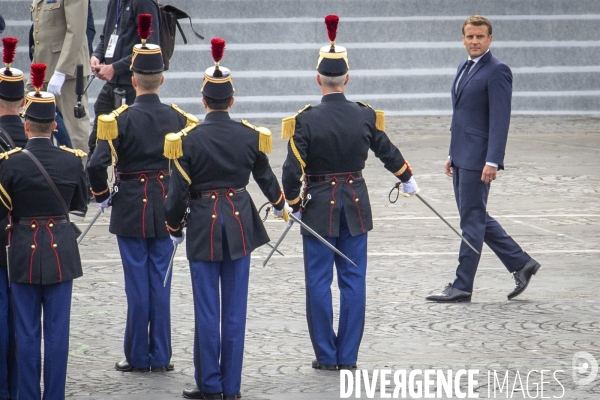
left=68, top=116, right=600, bottom=399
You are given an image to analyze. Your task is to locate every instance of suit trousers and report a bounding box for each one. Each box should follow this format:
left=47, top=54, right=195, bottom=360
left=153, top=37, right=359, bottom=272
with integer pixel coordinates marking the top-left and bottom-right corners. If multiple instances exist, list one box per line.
left=11, top=280, right=73, bottom=400
left=452, top=167, right=531, bottom=292
left=303, top=206, right=367, bottom=366
left=0, top=266, right=17, bottom=399
left=117, top=236, right=173, bottom=369
left=190, top=222, right=250, bottom=397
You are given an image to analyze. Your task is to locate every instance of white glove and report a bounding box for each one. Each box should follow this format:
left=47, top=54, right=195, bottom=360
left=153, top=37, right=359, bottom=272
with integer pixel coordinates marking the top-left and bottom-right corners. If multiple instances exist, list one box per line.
left=272, top=201, right=292, bottom=218
left=288, top=211, right=302, bottom=227
left=99, top=198, right=111, bottom=213
left=401, top=176, right=419, bottom=196
left=47, top=71, right=66, bottom=95
left=170, top=232, right=185, bottom=246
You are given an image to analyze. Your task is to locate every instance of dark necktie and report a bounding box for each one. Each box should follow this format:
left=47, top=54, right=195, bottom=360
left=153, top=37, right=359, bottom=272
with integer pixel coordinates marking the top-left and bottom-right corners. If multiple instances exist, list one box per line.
left=456, top=60, right=475, bottom=94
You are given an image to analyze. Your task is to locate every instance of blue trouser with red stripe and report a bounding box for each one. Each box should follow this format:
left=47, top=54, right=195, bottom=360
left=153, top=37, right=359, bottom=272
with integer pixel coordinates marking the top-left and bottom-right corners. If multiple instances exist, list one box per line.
left=303, top=206, right=368, bottom=366
left=117, top=236, right=173, bottom=369
left=190, top=225, right=250, bottom=397
left=11, top=280, right=72, bottom=400
left=0, top=266, right=17, bottom=399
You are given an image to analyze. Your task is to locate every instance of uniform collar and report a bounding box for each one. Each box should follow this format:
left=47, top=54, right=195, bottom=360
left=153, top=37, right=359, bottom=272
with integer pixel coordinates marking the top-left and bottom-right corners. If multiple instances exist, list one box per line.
left=321, top=92, right=346, bottom=102
left=203, top=111, right=231, bottom=122
left=0, top=115, right=23, bottom=124
left=133, top=93, right=161, bottom=104
left=25, top=136, right=53, bottom=149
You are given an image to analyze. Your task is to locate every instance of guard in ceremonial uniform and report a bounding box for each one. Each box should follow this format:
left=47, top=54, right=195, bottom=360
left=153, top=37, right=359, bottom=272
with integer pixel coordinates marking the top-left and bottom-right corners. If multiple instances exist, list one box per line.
left=164, top=38, right=287, bottom=400
left=0, top=37, right=27, bottom=400
left=281, top=15, right=419, bottom=371
left=87, top=15, right=195, bottom=373
left=0, top=63, right=87, bottom=400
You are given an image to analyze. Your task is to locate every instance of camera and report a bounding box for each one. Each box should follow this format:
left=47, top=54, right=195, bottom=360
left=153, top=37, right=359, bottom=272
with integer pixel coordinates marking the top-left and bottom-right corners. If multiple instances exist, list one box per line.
left=74, top=102, right=86, bottom=119
left=114, top=87, right=127, bottom=109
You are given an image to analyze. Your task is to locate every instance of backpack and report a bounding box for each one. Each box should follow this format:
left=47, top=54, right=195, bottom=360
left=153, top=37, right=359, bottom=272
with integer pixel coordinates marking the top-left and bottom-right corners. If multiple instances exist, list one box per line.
left=158, top=4, right=204, bottom=70
left=133, top=0, right=204, bottom=70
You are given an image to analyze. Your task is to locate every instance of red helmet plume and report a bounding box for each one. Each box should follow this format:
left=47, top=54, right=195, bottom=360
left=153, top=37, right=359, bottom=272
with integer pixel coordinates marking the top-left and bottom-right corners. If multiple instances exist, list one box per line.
left=325, top=15, right=339, bottom=43
left=2, top=38, right=18, bottom=67
left=137, top=14, right=153, bottom=43
left=30, top=63, right=47, bottom=95
left=211, top=38, right=226, bottom=64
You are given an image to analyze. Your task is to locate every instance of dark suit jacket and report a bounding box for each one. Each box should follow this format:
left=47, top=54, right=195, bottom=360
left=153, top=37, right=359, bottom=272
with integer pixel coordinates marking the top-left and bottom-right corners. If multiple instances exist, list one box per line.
left=449, top=51, right=512, bottom=171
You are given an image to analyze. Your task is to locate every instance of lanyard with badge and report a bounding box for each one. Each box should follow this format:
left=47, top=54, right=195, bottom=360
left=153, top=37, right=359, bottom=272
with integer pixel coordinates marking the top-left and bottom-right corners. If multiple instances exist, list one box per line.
left=105, top=0, right=126, bottom=58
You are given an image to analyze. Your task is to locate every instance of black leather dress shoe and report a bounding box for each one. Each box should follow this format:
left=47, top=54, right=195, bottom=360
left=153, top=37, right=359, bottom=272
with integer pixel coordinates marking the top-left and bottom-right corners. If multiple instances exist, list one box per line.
left=182, top=386, right=222, bottom=399
left=312, top=359, right=337, bottom=370
left=508, top=259, right=541, bottom=300
left=338, top=364, right=357, bottom=370
left=426, top=283, right=472, bottom=302
left=151, top=363, right=174, bottom=372
left=114, top=359, right=149, bottom=372
left=223, top=394, right=241, bottom=400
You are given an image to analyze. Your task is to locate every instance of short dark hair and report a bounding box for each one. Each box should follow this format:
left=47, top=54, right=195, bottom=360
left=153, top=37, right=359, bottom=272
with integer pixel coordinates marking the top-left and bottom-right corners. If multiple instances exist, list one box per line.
left=203, top=95, right=232, bottom=111
left=133, top=72, right=163, bottom=91
left=462, top=15, right=492, bottom=36
left=25, top=118, right=54, bottom=135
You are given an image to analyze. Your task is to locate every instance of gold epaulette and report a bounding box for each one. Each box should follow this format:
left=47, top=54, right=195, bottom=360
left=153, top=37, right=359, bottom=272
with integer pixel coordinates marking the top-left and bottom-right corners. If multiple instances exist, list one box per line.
left=242, top=120, right=272, bottom=154
left=97, top=104, right=129, bottom=141
left=171, top=103, right=200, bottom=128
left=59, top=145, right=87, bottom=158
left=281, top=104, right=311, bottom=139
left=163, top=124, right=196, bottom=160
left=0, top=147, right=22, bottom=160
left=357, top=101, right=385, bottom=131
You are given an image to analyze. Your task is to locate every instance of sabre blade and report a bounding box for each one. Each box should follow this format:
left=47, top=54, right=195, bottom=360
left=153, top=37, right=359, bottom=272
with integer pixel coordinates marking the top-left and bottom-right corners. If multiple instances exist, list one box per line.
left=263, top=224, right=291, bottom=267
left=164, top=243, right=177, bottom=287
left=76, top=208, right=102, bottom=244
left=288, top=214, right=358, bottom=267
left=415, top=193, right=480, bottom=255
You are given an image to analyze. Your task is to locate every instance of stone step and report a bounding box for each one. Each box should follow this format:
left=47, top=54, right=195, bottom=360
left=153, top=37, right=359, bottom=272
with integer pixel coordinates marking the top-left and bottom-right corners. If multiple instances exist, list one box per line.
left=4, top=15, right=600, bottom=45
left=9, top=42, right=600, bottom=72
left=74, top=69, right=598, bottom=98
left=3, top=0, right=598, bottom=20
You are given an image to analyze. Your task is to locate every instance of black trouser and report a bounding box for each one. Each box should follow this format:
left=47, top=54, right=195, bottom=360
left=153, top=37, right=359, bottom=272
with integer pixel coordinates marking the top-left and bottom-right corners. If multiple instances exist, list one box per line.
left=88, top=82, right=136, bottom=157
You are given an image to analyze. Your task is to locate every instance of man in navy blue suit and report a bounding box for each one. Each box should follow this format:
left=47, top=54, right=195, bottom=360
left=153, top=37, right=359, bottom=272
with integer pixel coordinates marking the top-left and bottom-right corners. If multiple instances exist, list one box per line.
left=427, top=15, right=541, bottom=303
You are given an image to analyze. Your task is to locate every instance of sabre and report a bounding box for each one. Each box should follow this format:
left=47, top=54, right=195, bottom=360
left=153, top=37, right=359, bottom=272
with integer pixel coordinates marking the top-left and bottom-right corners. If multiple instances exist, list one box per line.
left=288, top=213, right=358, bottom=267
left=76, top=208, right=102, bottom=244
left=164, top=243, right=177, bottom=287
left=414, top=193, right=480, bottom=255
left=262, top=224, right=292, bottom=267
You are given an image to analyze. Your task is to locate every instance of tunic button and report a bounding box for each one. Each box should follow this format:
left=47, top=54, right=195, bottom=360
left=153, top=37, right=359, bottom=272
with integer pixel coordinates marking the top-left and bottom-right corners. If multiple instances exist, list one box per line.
left=159, top=175, right=164, bottom=179
left=211, top=195, right=216, bottom=199
left=31, top=245, right=36, bottom=249
left=349, top=180, right=354, bottom=184
left=355, top=198, right=360, bottom=202
left=142, top=199, right=147, bottom=203
left=37, top=7, right=41, bottom=10
left=52, top=244, right=58, bottom=248
left=36, top=41, right=40, bottom=45
left=49, top=223, right=54, bottom=228
left=330, top=201, right=335, bottom=204
left=331, top=181, right=336, bottom=185
left=35, top=30, right=39, bottom=33
left=211, top=215, right=216, bottom=219
left=31, top=224, right=36, bottom=229
left=228, top=192, right=234, bottom=197
left=140, top=178, right=145, bottom=182
left=234, top=211, right=239, bottom=216
left=36, top=18, right=39, bottom=22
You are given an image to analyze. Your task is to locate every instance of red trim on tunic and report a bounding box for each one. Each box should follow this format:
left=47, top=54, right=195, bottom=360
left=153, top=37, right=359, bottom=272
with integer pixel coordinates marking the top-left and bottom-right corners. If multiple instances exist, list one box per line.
left=29, top=220, right=40, bottom=284
left=329, top=177, right=339, bottom=237
left=210, top=192, right=219, bottom=262
left=141, top=174, right=148, bottom=238
left=46, top=219, right=62, bottom=282
left=346, top=174, right=365, bottom=233
left=226, top=188, right=246, bottom=256
left=156, top=170, right=167, bottom=199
